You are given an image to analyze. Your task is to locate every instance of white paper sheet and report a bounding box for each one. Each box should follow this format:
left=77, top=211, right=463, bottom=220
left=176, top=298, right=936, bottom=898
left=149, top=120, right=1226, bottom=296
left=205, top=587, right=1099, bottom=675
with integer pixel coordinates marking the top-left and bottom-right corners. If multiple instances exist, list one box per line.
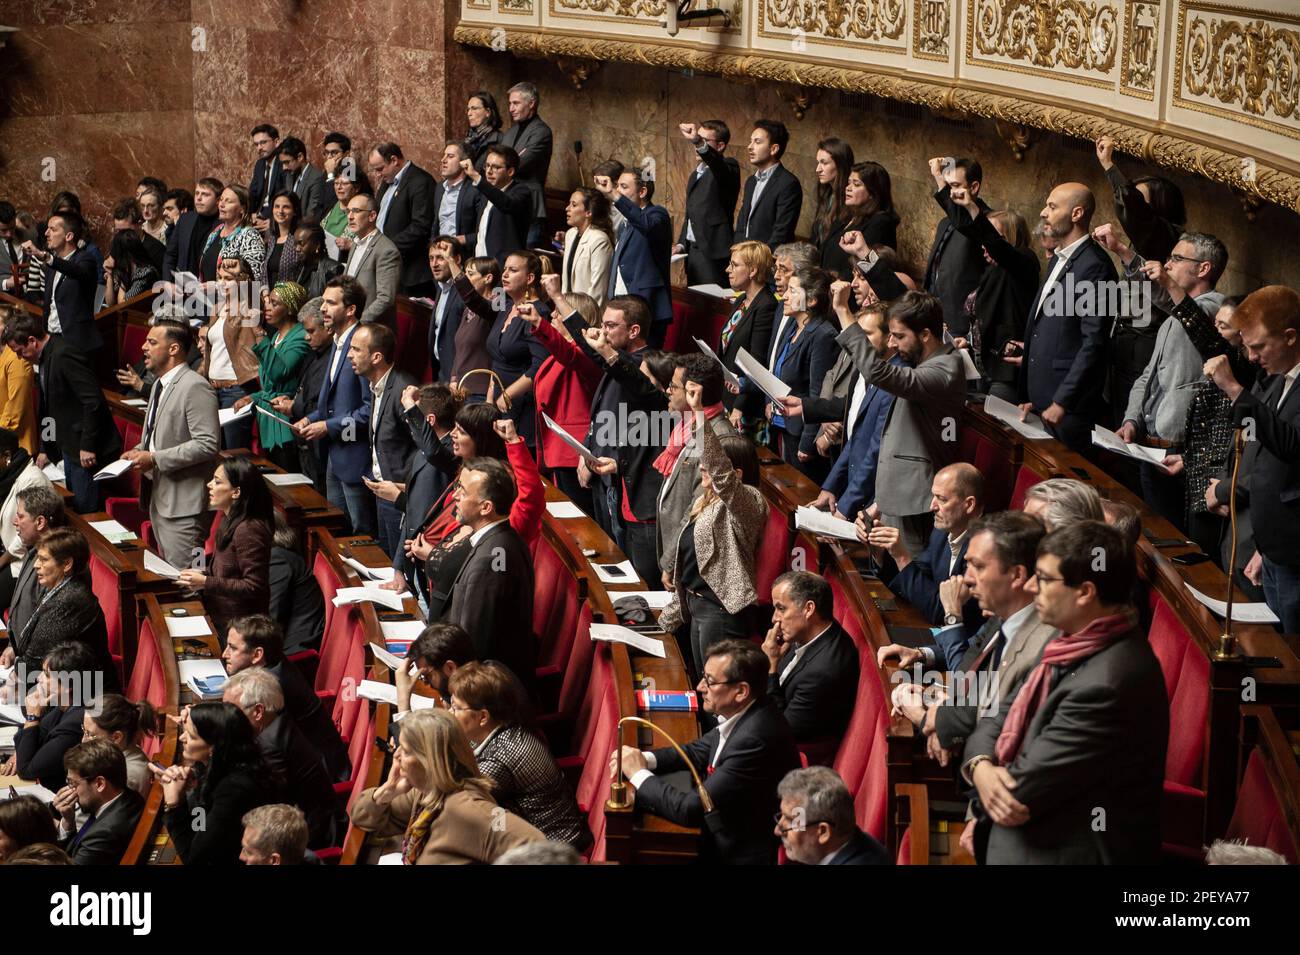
left=380, top=619, right=426, bottom=642
left=88, top=519, right=137, bottom=543
left=670, top=252, right=687, bottom=264
left=377, top=852, right=404, bottom=865
left=333, top=586, right=406, bottom=611
left=368, top=643, right=409, bottom=672
left=541, top=413, right=600, bottom=467
left=983, top=394, right=1052, bottom=440
left=545, top=500, right=587, bottom=519
left=254, top=404, right=295, bottom=429
left=1185, top=583, right=1281, bottom=624
left=687, top=283, right=737, bottom=300
left=218, top=403, right=253, bottom=427
left=692, top=337, right=742, bottom=390
left=590, top=623, right=666, bottom=658
left=357, top=679, right=398, bottom=705
left=165, top=615, right=213, bottom=638
left=0, top=703, right=26, bottom=726
left=795, top=505, right=861, bottom=543
left=590, top=559, right=637, bottom=585
left=92, top=458, right=134, bottom=481
left=1091, top=425, right=1167, bottom=465
left=42, top=462, right=65, bottom=482
left=142, top=550, right=182, bottom=579
left=343, top=557, right=396, bottom=582
left=958, top=348, right=980, bottom=380
left=734, top=346, right=791, bottom=405
left=122, top=397, right=149, bottom=408
left=613, top=590, right=674, bottom=610
left=178, top=659, right=228, bottom=699
left=265, top=472, right=314, bottom=486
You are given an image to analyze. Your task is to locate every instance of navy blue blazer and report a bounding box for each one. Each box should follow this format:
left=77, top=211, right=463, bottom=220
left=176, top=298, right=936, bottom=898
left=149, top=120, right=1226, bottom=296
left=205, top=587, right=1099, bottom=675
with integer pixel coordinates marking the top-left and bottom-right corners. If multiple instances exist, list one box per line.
left=828, top=828, right=892, bottom=865
left=44, top=248, right=101, bottom=352
left=429, top=281, right=466, bottom=383
left=771, top=317, right=839, bottom=454
left=886, top=527, right=982, bottom=630
left=430, top=179, right=486, bottom=242
left=249, top=155, right=286, bottom=220
left=163, top=210, right=207, bottom=281
left=488, top=303, right=550, bottom=447
left=822, top=362, right=900, bottom=520
left=307, top=323, right=372, bottom=483
left=608, top=195, right=673, bottom=324
left=735, top=163, right=803, bottom=249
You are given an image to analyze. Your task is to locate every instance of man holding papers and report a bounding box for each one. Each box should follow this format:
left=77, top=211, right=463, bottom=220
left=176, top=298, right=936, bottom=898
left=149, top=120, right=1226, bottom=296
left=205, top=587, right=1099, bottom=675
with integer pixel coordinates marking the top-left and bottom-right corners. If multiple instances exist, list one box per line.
left=3, top=313, right=121, bottom=513
left=121, top=321, right=220, bottom=568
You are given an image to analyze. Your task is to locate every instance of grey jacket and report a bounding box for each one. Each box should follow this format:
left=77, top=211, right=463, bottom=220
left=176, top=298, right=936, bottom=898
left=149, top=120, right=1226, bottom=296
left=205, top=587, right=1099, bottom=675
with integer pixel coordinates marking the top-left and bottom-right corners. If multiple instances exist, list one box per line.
left=836, top=324, right=966, bottom=518
left=347, top=230, right=401, bottom=325
left=136, top=365, right=220, bottom=519
left=1123, top=287, right=1224, bottom=441
left=655, top=412, right=736, bottom=578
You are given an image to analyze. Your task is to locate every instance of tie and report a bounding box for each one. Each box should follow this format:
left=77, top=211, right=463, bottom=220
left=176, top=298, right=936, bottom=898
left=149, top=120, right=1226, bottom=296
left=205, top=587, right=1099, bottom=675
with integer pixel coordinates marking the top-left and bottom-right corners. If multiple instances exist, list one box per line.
left=925, top=222, right=953, bottom=290
left=970, top=627, right=1005, bottom=673
left=606, top=225, right=626, bottom=302
left=142, top=378, right=163, bottom=447
left=68, top=812, right=96, bottom=851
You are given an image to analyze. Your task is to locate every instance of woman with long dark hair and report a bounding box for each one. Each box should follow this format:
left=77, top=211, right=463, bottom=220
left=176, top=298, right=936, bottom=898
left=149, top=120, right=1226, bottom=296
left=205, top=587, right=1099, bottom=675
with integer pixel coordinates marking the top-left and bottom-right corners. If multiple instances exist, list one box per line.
left=465, top=91, right=504, bottom=170
left=558, top=188, right=614, bottom=307
left=821, top=161, right=900, bottom=280
left=448, top=253, right=500, bottom=401
left=477, top=250, right=550, bottom=449
left=158, top=701, right=281, bottom=864
left=262, top=189, right=303, bottom=287
left=809, top=138, right=854, bottom=258
left=103, top=228, right=160, bottom=306
left=83, top=693, right=160, bottom=798
left=178, top=457, right=274, bottom=640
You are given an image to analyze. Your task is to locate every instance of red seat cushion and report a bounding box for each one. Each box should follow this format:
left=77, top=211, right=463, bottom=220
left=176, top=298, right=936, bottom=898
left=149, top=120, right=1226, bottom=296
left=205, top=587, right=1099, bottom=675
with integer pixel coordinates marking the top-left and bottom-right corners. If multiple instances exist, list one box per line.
left=126, top=616, right=163, bottom=706
left=121, top=323, right=148, bottom=367
left=832, top=644, right=889, bottom=840
left=1147, top=596, right=1210, bottom=788
left=90, top=554, right=124, bottom=673
left=1009, top=465, right=1043, bottom=510
left=755, top=503, right=791, bottom=603
left=1224, top=748, right=1300, bottom=864
left=958, top=429, right=1016, bottom=511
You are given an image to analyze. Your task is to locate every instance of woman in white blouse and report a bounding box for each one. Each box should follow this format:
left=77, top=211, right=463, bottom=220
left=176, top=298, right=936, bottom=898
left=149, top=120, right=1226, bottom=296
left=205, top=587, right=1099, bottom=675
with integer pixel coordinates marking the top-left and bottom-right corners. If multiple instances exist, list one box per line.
left=0, top=426, right=52, bottom=606
left=557, top=187, right=614, bottom=308
left=199, top=255, right=263, bottom=450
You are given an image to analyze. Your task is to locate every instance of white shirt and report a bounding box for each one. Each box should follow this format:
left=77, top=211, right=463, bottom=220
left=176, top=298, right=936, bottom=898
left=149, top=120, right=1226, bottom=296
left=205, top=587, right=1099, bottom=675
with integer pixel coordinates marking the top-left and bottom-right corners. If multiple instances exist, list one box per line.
left=1278, top=362, right=1300, bottom=409
left=146, top=362, right=188, bottom=452
left=432, top=280, right=452, bottom=360
left=439, top=177, right=464, bottom=237
left=469, top=517, right=507, bottom=548
left=946, top=529, right=968, bottom=578
left=345, top=229, right=376, bottom=277
left=368, top=367, right=393, bottom=479
left=474, top=201, right=494, bottom=258
left=1033, top=233, right=1090, bottom=318
left=924, top=598, right=1035, bottom=667
left=747, top=165, right=779, bottom=234
left=47, top=252, right=72, bottom=333
left=629, top=700, right=755, bottom=790
left=376, top=161, right=410, bottom=233
left=779, top=623, right=832, bottom=686
left=206, top=317, right=237, bottom=382
left=845, top=374, right=870, bottom=442
left=328, top=323, right=356, bottom=383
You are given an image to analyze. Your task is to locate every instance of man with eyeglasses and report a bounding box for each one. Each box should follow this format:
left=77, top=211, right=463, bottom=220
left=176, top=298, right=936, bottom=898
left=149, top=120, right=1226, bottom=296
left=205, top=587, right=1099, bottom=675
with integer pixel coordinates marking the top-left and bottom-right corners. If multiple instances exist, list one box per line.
left=321, top=132, right=353, bottom=185
left=612, top=638, right=800, bottom=865
left=395, top=622, right=478, bottom=714
left=960, top=521, right=1166, bottom=864
left=461, top=145, right=531, bottom=263
left=341, top=194, right=400, bottom=325
left=774, top=766, right=888, bottom=865
left=1098, top=225, right=1230, bottom=527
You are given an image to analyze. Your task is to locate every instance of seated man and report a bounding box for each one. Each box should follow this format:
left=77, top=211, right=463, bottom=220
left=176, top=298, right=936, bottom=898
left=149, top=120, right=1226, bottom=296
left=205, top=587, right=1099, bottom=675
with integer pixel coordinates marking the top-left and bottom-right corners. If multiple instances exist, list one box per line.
left=221, top=614, right=350, bottom=782
left=396, top=621, right=478, bottom=714
left=962, top=521, right=1167, bottom=864
left=862, top=462, right=984, bottom=630
left=53, top=738, right=145, bottom=865
left=1020, top=477, right=1103, bottom=531
left=613, top=639, right=800, bottom=865
left=775, top=766, right=889, bottom=865
left=224, top=668, right=342, bottom=850
left=761, top=571, right=858, bottom=762
left=240, top=804, right=310, bottom=866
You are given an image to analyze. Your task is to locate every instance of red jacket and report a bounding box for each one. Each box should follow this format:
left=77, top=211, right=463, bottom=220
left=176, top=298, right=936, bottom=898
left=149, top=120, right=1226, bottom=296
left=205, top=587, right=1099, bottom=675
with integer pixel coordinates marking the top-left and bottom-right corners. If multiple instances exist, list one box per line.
left=529, top=317, right=603, bottom=471
left=421, top=439, right=545, bottom=547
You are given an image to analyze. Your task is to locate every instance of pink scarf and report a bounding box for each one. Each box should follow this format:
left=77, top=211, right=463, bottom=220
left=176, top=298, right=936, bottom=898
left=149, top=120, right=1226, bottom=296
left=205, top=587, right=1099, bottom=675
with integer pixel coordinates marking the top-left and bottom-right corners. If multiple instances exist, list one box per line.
left=653, top=403, right=725, bottom=477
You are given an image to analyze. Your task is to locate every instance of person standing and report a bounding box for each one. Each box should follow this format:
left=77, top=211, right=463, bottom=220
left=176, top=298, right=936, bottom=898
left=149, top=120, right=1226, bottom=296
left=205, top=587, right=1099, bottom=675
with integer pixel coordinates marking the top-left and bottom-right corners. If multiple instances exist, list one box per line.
left=369, top=142, right=437, bottom=297
left=673, top=121, right=741, bottom=288
left=21, top=211, right=101, bottom=354
left=499, top=82, right=554, bottom=247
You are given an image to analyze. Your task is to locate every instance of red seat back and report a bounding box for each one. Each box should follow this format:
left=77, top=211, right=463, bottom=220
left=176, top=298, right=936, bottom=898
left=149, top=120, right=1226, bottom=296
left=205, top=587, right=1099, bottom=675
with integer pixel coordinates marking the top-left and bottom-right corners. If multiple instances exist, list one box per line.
left=555, top=603, right=596, bottom=722
left=330, top=623, right=366, bottom=742
left=126, top=615, right=163, bottom=707
left=90, top=554, right=124, bottom=672
left=315, top=604, right=360, bottom=698
left=1224, top=748, right=1300, bottom=864
left=121, top=323, right=148, bottom=367
left=311, top=550, right=341, bottom=653
left=957, top=429, right=1016, bottom=511
left=1147, top=594, right=1209, bottom=788
left=832, top=644, right=889, bottom=840
left=533, top=543, right=581, bottom=677
left=1009, top=465, right=1043, bottom=510
left=755, top=502, right=791, bottom=604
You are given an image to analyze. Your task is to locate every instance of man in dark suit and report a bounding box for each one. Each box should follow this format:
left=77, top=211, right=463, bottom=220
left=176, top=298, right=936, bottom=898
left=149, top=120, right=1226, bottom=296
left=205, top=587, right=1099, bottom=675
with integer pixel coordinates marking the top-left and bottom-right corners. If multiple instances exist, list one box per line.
left=776, top=766, right=890, bottom=865
left=962, top=521, right=1167, bottom=864
left=294, top=276, right=375, bottom=536
left=462, top=147, right=531, bottom=264
left=54, top=740, right=145, bottom=865
left=391, top=383, right=459, bottom=590
left=599, top=171, right=673, bottom=341
left=1017, top=182, right=1118, bottom=452
left=431, top=144, right=485, bottom=247
left=1, top=485, right=67, bottom=639
left=922, top=157, right=990, bottom=337
left=428, top=237, right=467, bottom=382
left=369, top=142, right=437, bottom=297
left=1206, top=285, right=1300, bottom=631
left=349, top=323, right=417, bottom=558
left=869, top=462, right=985, bottom=630
left=673, top=120, right=741, bottom=287
left=5, top=313, right=121, bottom=513
left=225, top=668, right=342, bottom=849
left=500, top=81, right=554, bottom=247
left=434, top=456, right=537, bottom=688
left=163, top=177, right=221, bottom=282
left=278, top=137, right=330, bottom=223
left=22, top=211, right=101, bottom=354
left=616, top=639, right=801, bottom=865
left=271, top=302, right=331, bottom=490
left=734, top=119, right=802, bottom=249
left=248, top=123, right=285, bottom=228
left=762, top=571, right=859, bottom=763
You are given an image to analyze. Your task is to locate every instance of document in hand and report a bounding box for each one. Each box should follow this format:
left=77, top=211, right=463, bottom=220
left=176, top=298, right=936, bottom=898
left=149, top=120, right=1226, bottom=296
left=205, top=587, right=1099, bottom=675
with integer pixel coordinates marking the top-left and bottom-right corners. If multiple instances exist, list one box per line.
left=254, top=404, right=295, bottom=429
left=693, top=337, right=742, bottom=390
left=92, top=458, right=135, bottom=481
left=541, top=413, right=600, bottom=467
left=218, top=403, right=253, bottom=427
left=1091, top=425, right=1167, bottom=465
left=734, top=347, right=791, bottom=406
left=142, top=550, right=182, bottom=579
left=794, top=505, right=860, bottom=543
left=590, top=622, right=666, bottom=658
left=333, top=586, right=406, bottom=611
left=342, top=557, right=396, bottom=582
left=983, top=394, right=1052, bottom=440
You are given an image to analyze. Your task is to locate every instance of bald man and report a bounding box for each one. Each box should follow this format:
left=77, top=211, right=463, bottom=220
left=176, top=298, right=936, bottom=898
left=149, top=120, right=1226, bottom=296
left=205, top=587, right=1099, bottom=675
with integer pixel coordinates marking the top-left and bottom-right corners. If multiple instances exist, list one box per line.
left=1016, top=182, right=1118, bottom=453
left=861, top=463, right=986, bottom=629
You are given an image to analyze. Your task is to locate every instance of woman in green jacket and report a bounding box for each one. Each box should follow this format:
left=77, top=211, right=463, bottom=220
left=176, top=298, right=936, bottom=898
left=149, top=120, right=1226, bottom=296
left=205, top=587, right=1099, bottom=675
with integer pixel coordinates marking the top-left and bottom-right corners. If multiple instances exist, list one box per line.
left=234, top=281, right=311, bottom=472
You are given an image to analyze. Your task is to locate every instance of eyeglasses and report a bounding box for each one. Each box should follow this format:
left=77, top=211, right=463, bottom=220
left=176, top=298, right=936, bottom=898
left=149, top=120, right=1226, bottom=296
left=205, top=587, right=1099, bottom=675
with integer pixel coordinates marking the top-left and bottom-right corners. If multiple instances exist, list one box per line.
left=1167, top=254, right=1206, bottom=266
left=772, top=812, right=825, bottom=835
left=699, top=674, right=736, bottom=689
left=1034, top=572, right=1066, bottom=585
left=323, top=147, right=343, bottom=156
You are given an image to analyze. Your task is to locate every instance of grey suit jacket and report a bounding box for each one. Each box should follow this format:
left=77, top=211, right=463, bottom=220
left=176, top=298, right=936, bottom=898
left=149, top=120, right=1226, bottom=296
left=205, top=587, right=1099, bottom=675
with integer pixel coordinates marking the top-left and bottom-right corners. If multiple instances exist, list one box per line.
left=348, top=230, right=401, bottom=325
left=836, top=324, right=966, bottom=518
left=136, top=365, right=220, bottom=518
left=292, top=163, right=330, bottom=223
left=655, top=412, right=735, bottom=577
left=7, top=552, right=40, bottom=648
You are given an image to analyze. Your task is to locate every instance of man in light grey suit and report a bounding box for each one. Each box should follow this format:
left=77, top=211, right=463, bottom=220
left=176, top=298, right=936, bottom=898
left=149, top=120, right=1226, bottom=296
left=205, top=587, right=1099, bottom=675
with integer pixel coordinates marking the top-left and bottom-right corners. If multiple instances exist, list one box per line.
left=342, top=194, right=400, bottom=325
left=122, top=320, right=220, bottom=569
left=838, top=290, right=966, bottom=556
left=279, top=137, right=330, bottom=223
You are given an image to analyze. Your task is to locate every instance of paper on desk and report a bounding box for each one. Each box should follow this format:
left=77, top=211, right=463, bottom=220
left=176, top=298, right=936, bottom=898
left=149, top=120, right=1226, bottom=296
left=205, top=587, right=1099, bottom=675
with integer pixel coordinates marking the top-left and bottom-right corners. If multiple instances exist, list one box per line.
left=42, top=461, right=65, bottom=482
left=142, top=550, right=182, bottom=579
left=178, top=659, right=228, bottom=699
left=122, top=397, right=149, bottom=407
left=615, top=590, right=674, bottom=610
left=368, top=643, right=412, bottom=674
left=1185, top=583, right=1281, bottom=624
left=333, top=586, right=406, bottom=611
left=380, top=619, right=425, bottom=642
left=265, top=472, right=314, bottom=486
left=693, top=337, right=742, bottom=390
left=541, top=413, right=600, bottom=467
left=218, top=403, right=253, bottom=427
left=378, top=852, right=405, bottom=865
left=343, top=556, right=396, bottom=582
left=795, top=505, right=860, bottom=543
left=1, top=782, right=56, bottom=804
left=688, top=283, right=738, bottom=301
left=92, top=458, right=134, bottom=481
left=734, top=347, right=791, bottom=406
left=545, top=500, right=586, bottom=519
left=88, top=519, right=137, bottom=543
left=590, top=559, right=637, bottom=585
left=590, top=623, right=666, bottom=658
left=165, top=615, right=213, bottom=638
left=1091, top=425, right=1167, bottom=465
left=983, top=394, right=1052, bottom=440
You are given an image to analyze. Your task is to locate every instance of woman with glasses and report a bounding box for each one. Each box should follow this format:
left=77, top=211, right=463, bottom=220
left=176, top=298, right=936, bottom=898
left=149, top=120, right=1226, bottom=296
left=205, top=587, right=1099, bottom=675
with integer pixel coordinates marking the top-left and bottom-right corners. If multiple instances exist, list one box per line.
left=464, top=91, right=504, bottom=172
left=321, top=166, right=373, bottom=261
left=199, top=185, right=267, bottom=283
left=719, top=240, right=777, bottom=442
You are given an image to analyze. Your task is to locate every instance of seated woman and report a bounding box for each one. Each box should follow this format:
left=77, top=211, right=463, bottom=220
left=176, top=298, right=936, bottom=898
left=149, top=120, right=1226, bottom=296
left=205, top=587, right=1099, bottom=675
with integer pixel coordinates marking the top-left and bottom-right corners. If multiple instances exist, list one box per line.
left=178, top=457, right=273, bottom=642
left=233, top=281, right=311, bottom=472
left=0, top=795, right=58, bottom=862
left=8, top=528, right=115, bottom=691
left=199, top=254, right=262, bottom=450
left=349, top=708, right=544, bottom=864
left=660, top=385, right=767, bottom=679
left=447, top=662, right=591, bottom=851
left=83, top=694, right=160, bottom=798
left=6, top=641, right=98, bottom=791
left=157, top=701, right=282, bottom=865
left=0, top=426, right=50, bottom=608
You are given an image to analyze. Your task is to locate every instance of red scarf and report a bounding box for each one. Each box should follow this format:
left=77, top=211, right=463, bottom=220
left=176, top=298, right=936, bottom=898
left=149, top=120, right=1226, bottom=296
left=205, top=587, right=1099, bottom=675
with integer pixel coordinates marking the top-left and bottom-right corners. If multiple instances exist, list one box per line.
left=994, top=611, right=1134, bottom=766
left=652, top=404, right=725, bottom=477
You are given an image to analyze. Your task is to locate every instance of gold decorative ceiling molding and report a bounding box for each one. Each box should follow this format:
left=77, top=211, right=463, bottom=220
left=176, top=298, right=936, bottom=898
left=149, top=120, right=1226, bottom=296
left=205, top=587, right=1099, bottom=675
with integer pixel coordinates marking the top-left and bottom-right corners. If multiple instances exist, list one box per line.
left=455, top=0, right=1300, bottom=213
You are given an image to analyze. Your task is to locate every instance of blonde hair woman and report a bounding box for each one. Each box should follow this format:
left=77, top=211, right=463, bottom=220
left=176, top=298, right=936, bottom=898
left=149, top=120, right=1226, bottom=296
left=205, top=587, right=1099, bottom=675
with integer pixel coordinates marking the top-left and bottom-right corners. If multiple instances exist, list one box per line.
left=719, top=239, right=778, bottom=440
left=349, top=708, right=544, bottom=864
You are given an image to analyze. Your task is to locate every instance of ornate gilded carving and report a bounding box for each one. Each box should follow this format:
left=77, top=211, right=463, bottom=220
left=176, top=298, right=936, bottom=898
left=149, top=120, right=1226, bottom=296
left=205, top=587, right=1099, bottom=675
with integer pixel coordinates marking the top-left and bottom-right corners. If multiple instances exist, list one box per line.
left=994, top=118, right=1035, bottom=160
left=777, top=84, right=823, bottom=119
left=1183, top=11, right=1300, bottom=124
left=763, top=0, right=906, bottom=42
left=971, top=0, right=1118, bottom=74
left=553, top=55, right=603, bottom=89
left=915, top=0, right=952, bottom=59
left=551, top=0, right=664, bottom=16
left=1120, top=0, right=1158, bottom=97
left=501, top=0, right=535, bottom=11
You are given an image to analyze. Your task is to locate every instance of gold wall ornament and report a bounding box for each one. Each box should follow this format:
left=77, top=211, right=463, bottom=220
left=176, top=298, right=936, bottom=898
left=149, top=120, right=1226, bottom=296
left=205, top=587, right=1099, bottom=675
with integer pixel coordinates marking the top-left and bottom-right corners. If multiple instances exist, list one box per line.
left=551, top=0, right=665, bottom=16
left=553, top=55, right=604, bottom=89
left=777, top=83, right=824, bottom=119
left=1120, top=0, right=1159, bottom=98
left=994, top=118, right=1035, bottom=160
left=1182, top=10, right=1300, bottom=124
left=915, top=0, right=952, bottom=60
left=971, top=0, right=1119, bottom=74
left=501, top=0, right=535, bottom=11
left=762, top=0, right=907, bottom=42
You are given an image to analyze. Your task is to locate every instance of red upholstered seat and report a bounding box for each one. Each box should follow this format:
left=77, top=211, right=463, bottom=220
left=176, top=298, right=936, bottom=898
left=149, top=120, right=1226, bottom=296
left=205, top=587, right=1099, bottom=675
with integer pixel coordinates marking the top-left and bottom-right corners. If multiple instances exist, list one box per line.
left=315, top=604, right=360, bottom=706
left=90, top=554, right=124, bottom=678
left=832, top=643, right=889, bottom=841
left=1224, top=748, right=1300, bottom=864
left=321, top=704, right=379, bottom=862
left=576, top=673, right=620, bottom=862
left=551, top=603, right=597, bottom=729
left=329, top=626, right=366, bottom=744
left=957, top=429, right=1017, bottom=511
left=532, top=543, right=582, bottom=705
left=552, top=616, right=608, bottom=778
left=126, top=615, right=165, bottom=709
left=121, top=324, right=148, bottom=367
left=755, top=502, right=791, bottom=605
left=1008, top=465, right=1043, bottom=510
left=310, top=550, right=342, bottom=656
left=896, top=826, right=912, bottom=865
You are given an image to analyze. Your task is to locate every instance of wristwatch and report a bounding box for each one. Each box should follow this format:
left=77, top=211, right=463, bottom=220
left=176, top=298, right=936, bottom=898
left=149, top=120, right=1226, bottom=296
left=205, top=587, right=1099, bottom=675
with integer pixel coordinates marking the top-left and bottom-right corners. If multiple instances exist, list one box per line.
left=943, top=613, right=960, bottom=627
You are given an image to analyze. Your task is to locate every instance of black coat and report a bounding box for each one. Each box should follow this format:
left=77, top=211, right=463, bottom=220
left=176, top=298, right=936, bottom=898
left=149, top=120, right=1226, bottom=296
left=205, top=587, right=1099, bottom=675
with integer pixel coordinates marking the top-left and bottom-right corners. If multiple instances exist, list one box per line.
left=1225, top=378, right=1300, bottom=566
left=290, top=343, right=332, bottom=421
left=827, top=828, right=891, bottom=865
left=819, top=211, right=900, bottom=280
left=165, top=765, right=282, bottom=864
left=429, top=281, right=465, bottom=383
left=43, top=248, right=101, bottom=352
left=12, top=576, right=117, bottom=693
left=431, top=178, right=486, bottom=243
left=268, top=546, right=325, bottom=656
left=257, top=713, right=343, bottom=849
left=163, top=210, right=216, bottom=282
left=67, top=788, right=145, bottom=864
left=472, top=179, right=532, bottom=264
left=249, top=155, right=287, bottom=220
left=767, top=621, right=860, bottom=749
left=267, top=658, right=351, bottom=782
left=923, top=187, right=990, bottom=336
left=590, top=343, right=668, bottom=522
left=36, top=336, right=122, bottom=465
left=14, top=705, right=86, bottom=791
left=678, top=146, right=741, bottom=260
left=376, top=162, right=437, bottom=290
left=369, top=368, right=418, bottom=483
left=719, top=287, right=778, bottom=417
left=735, top=164, right=803, bottom=249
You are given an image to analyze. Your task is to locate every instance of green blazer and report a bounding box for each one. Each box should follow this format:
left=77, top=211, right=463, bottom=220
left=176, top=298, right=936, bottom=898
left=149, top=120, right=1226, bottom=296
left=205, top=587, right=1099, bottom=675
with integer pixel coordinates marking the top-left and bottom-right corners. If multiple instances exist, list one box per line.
left=250, top=322, right=310, bottom=450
